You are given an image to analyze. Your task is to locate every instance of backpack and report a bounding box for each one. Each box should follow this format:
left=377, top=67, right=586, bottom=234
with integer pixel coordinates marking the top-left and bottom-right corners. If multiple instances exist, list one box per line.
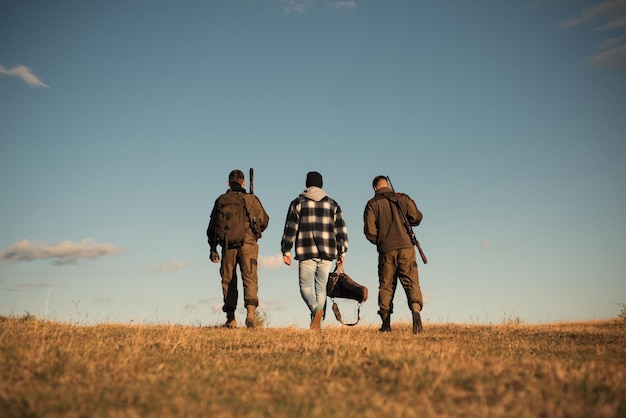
left=214, top=192, right=248, bottom=248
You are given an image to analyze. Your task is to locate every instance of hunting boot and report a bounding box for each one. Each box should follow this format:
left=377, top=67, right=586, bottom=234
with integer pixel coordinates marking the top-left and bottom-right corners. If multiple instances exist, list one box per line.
left=245, top=305, right=256, bottom=329
left=411, top=303, right=423, bottom=334
left=310, top=307, right=323, bottom=331
left=224, top=310, right=237, bottom=328
left=379, top=311, right=391, bottom=332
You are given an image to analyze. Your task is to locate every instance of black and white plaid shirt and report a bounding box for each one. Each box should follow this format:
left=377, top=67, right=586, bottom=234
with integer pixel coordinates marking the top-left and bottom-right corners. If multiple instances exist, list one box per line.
left=281, top=189, right=348, bottom=261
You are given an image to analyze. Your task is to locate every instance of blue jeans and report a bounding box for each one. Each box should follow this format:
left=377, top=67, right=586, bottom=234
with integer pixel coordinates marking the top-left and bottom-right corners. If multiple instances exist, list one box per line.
left=298, top=258, right=332, bottom=314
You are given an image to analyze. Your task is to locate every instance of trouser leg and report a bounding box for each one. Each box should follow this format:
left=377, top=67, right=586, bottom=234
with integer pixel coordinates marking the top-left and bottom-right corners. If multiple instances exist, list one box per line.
left=396, top=247, right=423, bottom=311
left=314, top=259, right=332, bottom=309
left=240, top=241, right=259, bottom=309
left=220, top=247, right=239, bottom=313
left=299, top=259, right=319, bottom=313
left=377, top=250, right=398, bottom=316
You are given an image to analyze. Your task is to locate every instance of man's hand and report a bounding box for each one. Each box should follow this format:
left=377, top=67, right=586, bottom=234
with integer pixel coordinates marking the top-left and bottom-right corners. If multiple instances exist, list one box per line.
left=283, top=253, right=292, bottom=266
left=210, top=250, right=220, bottom=263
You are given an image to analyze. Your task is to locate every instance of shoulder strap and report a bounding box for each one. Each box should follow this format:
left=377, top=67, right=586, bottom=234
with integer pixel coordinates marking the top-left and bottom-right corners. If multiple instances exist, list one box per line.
left=382, top=193, right=405, bottom=224
left=331, top=300, right=362, bottom=327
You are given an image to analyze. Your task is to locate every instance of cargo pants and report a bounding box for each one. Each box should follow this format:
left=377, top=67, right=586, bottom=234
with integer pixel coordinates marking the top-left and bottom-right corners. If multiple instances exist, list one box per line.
left=377, top=246, right=423, bottom=317
left=220, top=236, right=259, bottom=313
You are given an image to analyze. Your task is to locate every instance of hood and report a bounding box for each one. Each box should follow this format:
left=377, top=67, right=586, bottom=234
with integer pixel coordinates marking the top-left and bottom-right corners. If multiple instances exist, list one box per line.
left=300, top=186, right=327, bottom=202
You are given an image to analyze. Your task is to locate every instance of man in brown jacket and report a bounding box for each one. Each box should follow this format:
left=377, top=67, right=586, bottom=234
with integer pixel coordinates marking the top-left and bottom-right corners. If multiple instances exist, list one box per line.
left=363, top=175, right=424, bottom=333
left=207, top=169, right=269, bottom=328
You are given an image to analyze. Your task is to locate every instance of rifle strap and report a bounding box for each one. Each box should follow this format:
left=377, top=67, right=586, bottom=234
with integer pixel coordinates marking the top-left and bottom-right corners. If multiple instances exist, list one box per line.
left=383, top=195, right=406, bottom=226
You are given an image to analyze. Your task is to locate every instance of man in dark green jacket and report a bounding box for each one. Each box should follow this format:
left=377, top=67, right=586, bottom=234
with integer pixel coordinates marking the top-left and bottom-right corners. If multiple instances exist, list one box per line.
left=363, top=175, right=424, bottom=333
left=207, top=169, right=269, bottom=328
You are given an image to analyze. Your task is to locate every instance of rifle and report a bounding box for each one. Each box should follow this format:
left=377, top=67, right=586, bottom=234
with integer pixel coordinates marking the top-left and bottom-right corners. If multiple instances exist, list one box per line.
left=386, top=176, right=428, bottom=264
left=249, top=167, right=254, bottom=195
left=248, top=167, right=259, bottom=237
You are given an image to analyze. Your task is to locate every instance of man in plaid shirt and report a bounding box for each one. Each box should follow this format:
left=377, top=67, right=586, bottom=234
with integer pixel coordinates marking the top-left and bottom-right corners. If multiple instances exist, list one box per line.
left=281, top=171, right=349, bottom=331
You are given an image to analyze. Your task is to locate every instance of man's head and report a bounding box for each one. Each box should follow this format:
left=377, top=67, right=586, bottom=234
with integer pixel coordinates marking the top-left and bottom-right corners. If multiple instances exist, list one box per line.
left=372, top=175, right=388, bottom=190
left=229, top=169, right=245, bottom=186
left=306, top=171, right=323, bottom=188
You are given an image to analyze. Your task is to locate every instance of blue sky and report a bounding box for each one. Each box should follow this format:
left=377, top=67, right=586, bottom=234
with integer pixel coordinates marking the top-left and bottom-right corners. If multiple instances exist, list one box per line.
left=1, top=0, right=625, bottom=328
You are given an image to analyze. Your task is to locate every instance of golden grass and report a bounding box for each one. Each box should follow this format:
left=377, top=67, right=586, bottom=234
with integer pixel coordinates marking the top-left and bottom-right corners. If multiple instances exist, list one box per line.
left=1, top=317, right=624, bottom=417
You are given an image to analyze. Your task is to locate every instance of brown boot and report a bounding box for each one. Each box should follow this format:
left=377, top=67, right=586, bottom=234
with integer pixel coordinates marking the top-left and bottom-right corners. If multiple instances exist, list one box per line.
left=224, top=310, right=237, bottom=328
left=245, top=305, right=256, bottom=329
left=411, top=303, right=423, bottom=334
left=310, top=308, right=323, bottom=331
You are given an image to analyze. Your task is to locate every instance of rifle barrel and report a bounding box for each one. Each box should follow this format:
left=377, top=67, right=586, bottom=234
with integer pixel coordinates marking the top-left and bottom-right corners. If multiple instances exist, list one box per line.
left=249, top=168, right=254, bottom=195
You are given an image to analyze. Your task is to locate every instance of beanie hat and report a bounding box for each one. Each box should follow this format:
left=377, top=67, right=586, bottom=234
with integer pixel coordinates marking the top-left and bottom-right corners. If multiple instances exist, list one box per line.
left=305, top=171, right=323, bottom=188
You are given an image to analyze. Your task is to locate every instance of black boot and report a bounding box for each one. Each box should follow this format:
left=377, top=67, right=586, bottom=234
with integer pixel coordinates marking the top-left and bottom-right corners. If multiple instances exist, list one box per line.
left=224, top=310, right=237, bottom=328
left=379, top=311, right=391, bottom=332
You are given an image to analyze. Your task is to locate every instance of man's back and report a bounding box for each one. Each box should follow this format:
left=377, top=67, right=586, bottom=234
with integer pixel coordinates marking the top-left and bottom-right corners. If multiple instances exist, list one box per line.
left=281, top=190, right=348, bottom=261
left=364, top=187, right=422, bottom=253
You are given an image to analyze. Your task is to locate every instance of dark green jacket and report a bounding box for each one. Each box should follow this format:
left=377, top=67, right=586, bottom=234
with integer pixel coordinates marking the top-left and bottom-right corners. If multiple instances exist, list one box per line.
left=207, top=183, right=269, bottom=251
left=363, top=186, right=422, bottom=253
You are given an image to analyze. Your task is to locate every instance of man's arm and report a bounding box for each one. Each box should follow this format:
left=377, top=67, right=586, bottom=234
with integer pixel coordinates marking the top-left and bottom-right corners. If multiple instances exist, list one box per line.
left=363, top=203, right=378, bottom=245
left=402, top=194, right=423, bottom=227
left=280, top=200, right=300, bottom=256
left=207, top=202, right=220, bottom=262
left=400, top=193, right=427, bottom=264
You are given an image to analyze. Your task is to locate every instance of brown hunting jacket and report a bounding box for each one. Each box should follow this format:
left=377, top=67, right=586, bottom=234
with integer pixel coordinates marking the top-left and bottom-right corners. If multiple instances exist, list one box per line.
left=363, top=186, right=422, bottom=253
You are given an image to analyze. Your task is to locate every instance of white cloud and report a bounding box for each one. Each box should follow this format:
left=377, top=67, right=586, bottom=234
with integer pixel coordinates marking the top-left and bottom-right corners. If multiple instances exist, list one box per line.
left=560, top=0, right=626, bottom=30
left=0, top=64, right=50, bottom=88
left=278, top=0, right=313, bottom=13
left=258, top=253, right=285, bottom=270
left=276, top=0, right=356, bottom=14
left=591, top=43, right=626, bottom=67
left=423, top=293, right=432, bottom=305
left=156, top=258, right=187, bottom=272
left=198, top=297, right=220, bottom=306
left=143, top=258, right=187, bottom=272
left=258, top=299, right=288, bottom=312
left=599, top=34, right=626, bottom=49
left=559, top=0, right=626, bottom=69
left=329, top=1, right=356, bottom=9
left=0, top=238, right=123, bottom=265
left=596, top=16, right=626, bottom=30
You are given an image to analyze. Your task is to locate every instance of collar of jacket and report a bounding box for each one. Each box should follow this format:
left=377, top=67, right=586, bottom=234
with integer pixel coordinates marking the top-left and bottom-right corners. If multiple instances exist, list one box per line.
left=229, top=183, right=247, bottom=193
left=375, top=186, right=393, bottom=196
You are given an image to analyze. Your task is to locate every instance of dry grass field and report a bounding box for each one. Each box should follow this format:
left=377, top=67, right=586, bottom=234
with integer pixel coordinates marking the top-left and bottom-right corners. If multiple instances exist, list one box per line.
left=0, top=316, right=624, bottom=418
